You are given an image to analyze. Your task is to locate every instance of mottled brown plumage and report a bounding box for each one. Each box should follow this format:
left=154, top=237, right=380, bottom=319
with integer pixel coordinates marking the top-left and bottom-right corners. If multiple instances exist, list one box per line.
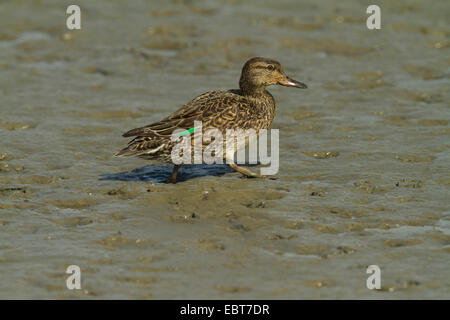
left=115, top=57, right=307, bottom=183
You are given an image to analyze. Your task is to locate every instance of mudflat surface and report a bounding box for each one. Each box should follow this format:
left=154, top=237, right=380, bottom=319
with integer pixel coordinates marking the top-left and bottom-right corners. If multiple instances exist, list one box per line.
left=0, top=0, right=449, bottom=299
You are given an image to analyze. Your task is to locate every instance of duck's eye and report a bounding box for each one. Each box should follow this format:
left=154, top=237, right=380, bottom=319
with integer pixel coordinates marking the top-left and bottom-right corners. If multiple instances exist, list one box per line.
left=267, top=65, right=275, bottom=71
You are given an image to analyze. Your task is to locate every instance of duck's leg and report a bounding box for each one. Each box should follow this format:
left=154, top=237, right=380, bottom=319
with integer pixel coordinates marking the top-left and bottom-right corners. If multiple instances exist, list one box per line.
left=229, top=163, right=260, bottom=178
left=166, top=164, right=181, bottom=183
left=228, top=162, right=278, bottom=180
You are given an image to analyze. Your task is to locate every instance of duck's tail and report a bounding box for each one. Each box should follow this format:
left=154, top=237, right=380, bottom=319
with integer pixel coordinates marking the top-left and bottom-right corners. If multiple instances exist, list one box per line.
left=114, top=136, right=167, bottom=158
left=113, top=147, right=134, bottom=157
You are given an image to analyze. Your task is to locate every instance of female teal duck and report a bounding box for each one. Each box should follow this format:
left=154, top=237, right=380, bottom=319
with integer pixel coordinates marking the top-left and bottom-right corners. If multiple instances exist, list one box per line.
left=115, top=57, right=307, bottom=183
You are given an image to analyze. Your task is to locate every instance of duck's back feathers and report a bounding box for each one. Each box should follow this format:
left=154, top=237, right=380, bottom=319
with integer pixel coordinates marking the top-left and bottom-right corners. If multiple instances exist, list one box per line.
left=115, top=89, right=275, bottom=160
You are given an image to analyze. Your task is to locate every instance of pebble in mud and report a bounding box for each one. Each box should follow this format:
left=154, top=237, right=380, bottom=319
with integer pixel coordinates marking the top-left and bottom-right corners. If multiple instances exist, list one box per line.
left=105, top=185, right=140, bottom=199
left=303, top=151, right=340, bottom=159
left=0, top=163, right=10, bottom=173
left=0, top=163, right=24, bottom=173
left=98, top=231, right=151, bottom=249
left=353, top=180, right=376, bottom=194
left=0, top=186, right=31, bottom=196
left=395, top=179, right=423, bottom=188
left=213, top=285, right=251, bottom=294
left=198, top=238, right=226, bottom=251
left=402, top=65, right=443, bottom=80
left=383, top=239, right=422, bottom=247
left=283, top=221, right=304, bottom=230
left=244, top=200, right=266, bottom=208
left=1, top=122, right=35, bottom=130
left=49, top=216, right=94, bottom=228
left=395, top=154, right=436, bottom=163
left=302, top=280, right=333, bottom=288
left=229, top=223, right=250, bottom=232
left=401, top=91, right=444, bottom=104
left=164, top=213, right=197, bottom=224
left=268, top=233, right=297, bottom=240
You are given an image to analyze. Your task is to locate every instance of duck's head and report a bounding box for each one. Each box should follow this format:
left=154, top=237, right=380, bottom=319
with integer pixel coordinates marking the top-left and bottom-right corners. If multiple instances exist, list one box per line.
left=239, top=57, right=307, bottom=96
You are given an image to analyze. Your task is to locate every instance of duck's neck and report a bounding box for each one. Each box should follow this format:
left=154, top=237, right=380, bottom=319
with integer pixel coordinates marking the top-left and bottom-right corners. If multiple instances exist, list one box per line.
left=239, top=78, right=267, bottom=97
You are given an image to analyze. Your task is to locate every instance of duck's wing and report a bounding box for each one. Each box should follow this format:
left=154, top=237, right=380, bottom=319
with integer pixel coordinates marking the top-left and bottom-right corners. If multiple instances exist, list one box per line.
left=122, top=91, right=237, bottom=138
left=115, top=90, right=245, bottom=157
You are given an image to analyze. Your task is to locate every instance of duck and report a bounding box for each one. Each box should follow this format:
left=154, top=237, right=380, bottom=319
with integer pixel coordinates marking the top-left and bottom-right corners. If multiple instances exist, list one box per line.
left=115, top=57, right=307, bottom=183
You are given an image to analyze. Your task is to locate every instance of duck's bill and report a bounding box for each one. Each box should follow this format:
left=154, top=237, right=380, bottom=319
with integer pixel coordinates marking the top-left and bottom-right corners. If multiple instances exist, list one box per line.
left=278, top=76, right=307, bottom=89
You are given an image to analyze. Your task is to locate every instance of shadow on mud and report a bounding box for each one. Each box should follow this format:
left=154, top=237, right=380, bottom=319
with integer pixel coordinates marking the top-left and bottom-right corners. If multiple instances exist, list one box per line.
left=100, top=164, right=236, bottom=183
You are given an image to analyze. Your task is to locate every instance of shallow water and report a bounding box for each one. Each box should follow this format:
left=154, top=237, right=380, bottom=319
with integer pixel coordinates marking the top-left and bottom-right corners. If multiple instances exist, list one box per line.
left=0, top=0, right=449, bottom=299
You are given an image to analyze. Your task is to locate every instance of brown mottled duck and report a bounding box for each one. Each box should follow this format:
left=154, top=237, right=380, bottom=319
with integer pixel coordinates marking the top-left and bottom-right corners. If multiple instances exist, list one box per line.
left=115, top=57, right=307, bottom=183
